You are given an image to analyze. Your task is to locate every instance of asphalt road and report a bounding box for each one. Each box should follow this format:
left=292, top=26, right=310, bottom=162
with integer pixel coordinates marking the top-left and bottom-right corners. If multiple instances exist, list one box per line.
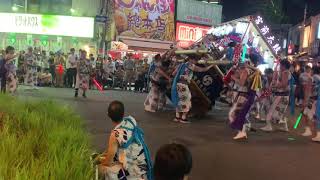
left=18, top=87, right=320, bottom=180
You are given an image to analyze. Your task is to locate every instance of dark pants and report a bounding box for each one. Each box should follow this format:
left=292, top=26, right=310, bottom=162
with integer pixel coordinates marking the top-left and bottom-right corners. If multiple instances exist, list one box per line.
left=49, top=66, right=56, bottom=85
left=135, top=79, right=144, bottom=92
left=67, top=68, right=77, bottom=88
left=0, top=73, right=6, bottom=93
left=144, top=77, right=149, bottom=92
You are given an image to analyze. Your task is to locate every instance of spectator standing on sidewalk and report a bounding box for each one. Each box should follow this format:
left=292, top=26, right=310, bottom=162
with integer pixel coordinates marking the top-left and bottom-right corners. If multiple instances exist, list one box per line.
left=48, top=51, right=55, bottom=86
left=4, top=46, right=18, bottom=94
left=54, top=52, right=65, bottom=88
left=67, top=48, right=78, bottom=88
left=143, top=58, right=150, bottom=92
left=1, top=46, right=18, bottom=93
left=123, top=54, right=135, bottom=91
left=135, top=60, right=144, bottom=92
left=0, top=50, right=6, bottom=93
left=24, top=47, right=38, bottom=88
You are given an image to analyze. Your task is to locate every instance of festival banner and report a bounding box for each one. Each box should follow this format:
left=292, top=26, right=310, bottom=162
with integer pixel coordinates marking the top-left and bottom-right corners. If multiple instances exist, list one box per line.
left=114, top=0, right=175, bottom=41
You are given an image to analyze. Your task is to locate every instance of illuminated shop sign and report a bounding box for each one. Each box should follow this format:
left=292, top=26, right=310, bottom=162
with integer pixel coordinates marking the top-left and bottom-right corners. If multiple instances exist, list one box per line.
left=303, top=26, right=311, bottom=48
left=176, top=0, right=222, bottom=26
left=176, top=22, right=210, bottom=48
left=254, top=16, right=281, bottom=55
left=0, top=13, right=94, bottom=38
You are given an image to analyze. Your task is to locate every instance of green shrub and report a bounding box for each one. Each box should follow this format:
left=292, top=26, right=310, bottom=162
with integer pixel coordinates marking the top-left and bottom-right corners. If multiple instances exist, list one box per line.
left=0, top=95, right=93, bottom=180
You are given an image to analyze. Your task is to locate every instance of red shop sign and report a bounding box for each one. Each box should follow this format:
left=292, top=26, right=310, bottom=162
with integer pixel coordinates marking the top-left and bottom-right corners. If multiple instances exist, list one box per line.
left=176, top=22, right=211, bottom=48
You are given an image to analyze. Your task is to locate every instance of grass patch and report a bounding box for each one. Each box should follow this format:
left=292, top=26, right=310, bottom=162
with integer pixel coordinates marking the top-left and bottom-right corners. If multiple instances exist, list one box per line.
left=0, top=95, right=93, bottom=179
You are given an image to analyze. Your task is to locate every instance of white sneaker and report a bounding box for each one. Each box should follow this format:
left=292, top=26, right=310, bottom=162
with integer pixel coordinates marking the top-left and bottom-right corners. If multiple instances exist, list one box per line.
left=278, top=117, right=288, bottom=124
left=312, top=132, right=320, bottom=142
left=260, top=118, right=266, bottom=121
left=260, top=124, right=273, bottom=132
left=302, top=127, right=312, bottom=137
left=279, top=118, right=289, bottom=132
left=278, top=126, right=289, bottom=132
left=233, top=131, right=247, bottom=140
left=214, top=105, right=222, bottom=110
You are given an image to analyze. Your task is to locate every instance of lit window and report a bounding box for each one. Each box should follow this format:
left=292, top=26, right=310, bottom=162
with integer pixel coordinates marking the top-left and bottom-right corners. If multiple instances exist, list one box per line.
left=303, top=26, right=311, bottom=48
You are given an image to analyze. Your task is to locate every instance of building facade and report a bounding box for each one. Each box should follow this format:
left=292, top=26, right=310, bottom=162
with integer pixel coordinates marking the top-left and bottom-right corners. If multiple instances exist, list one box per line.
left=288, top=13, right=320, bottom=58
left=0, top=0, right=101, bottom=54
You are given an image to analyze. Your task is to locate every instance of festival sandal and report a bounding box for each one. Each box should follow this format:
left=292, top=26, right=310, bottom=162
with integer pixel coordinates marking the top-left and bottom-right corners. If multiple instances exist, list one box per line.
left=180, top=118, right=191, bottom=124
left=173, top=117, right=181, bottom=122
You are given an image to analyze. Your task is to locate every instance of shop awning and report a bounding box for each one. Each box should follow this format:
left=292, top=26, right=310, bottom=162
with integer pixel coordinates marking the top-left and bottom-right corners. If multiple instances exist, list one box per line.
left=118, top=36, right=173, bottom=52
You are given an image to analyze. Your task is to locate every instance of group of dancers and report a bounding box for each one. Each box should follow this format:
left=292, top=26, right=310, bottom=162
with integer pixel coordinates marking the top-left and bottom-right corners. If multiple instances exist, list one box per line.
left=228, top=55, right=320, bottom=141
left=143, top=49, right=320, bottom=142
left=144, top=50, right=214, bottom=123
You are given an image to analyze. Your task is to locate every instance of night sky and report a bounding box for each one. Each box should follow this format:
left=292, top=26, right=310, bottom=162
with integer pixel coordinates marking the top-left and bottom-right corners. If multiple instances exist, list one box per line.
left=221, top=0, right=320, bottom=24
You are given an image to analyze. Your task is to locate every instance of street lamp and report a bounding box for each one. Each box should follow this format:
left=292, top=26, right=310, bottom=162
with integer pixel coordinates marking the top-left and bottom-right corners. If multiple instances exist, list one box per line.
left=12, top=5, right=18, bottom=11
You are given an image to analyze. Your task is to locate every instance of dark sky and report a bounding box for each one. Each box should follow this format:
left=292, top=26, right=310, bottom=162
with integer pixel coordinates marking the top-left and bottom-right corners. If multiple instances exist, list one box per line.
left=221, top=0, right=320, bottom=24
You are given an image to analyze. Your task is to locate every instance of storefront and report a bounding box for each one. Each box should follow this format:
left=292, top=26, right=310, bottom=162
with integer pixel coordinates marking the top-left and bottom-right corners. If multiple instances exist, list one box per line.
left=107, top=40, right=159, bottom=63
left=0, top=12, right=95, bottom=54
left=288, top=13, right=320, bottom=61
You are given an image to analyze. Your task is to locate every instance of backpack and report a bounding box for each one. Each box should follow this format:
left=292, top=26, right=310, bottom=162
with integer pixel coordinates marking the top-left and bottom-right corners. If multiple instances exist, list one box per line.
left=120, top=117, right=153, bottom=180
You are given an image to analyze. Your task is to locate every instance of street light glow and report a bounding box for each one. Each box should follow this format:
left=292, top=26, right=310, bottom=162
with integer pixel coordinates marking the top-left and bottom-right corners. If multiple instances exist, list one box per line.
left=12, top=5, right=18, bottom=12
left=70, top=8, right=76, bottom=13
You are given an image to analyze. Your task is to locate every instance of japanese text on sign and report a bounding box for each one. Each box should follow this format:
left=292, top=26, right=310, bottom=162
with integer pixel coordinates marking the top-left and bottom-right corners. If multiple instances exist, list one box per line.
left=114, top=0, right=175, bottom=41
left=254, top=16, right=282, bottom=54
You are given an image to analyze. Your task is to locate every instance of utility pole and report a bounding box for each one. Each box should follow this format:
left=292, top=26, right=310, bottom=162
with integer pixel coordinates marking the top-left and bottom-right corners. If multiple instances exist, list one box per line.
left=24, top=0, right=27, bottom=12
left=303, top=3, right=307, bottom=26
left=97, top=0, right=108, bottom=58
left=102, top=0, right=108, bottom=58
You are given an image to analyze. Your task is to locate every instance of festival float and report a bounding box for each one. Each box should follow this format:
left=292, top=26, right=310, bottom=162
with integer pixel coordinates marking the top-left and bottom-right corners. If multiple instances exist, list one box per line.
left=174, top=15, right=282, bottom=117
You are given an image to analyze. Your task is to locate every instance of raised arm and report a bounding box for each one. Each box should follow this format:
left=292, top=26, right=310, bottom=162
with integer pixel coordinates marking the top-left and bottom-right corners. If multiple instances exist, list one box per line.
left=232, top=68, right=248, bottom=86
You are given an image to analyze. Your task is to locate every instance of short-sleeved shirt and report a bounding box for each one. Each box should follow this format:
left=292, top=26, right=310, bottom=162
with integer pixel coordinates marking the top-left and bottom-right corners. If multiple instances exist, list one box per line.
left=67, top=54, right=77, bottom=69
left=124, top=59, right=135, bottom=70
left=24, top=53, right=36, bottom=67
